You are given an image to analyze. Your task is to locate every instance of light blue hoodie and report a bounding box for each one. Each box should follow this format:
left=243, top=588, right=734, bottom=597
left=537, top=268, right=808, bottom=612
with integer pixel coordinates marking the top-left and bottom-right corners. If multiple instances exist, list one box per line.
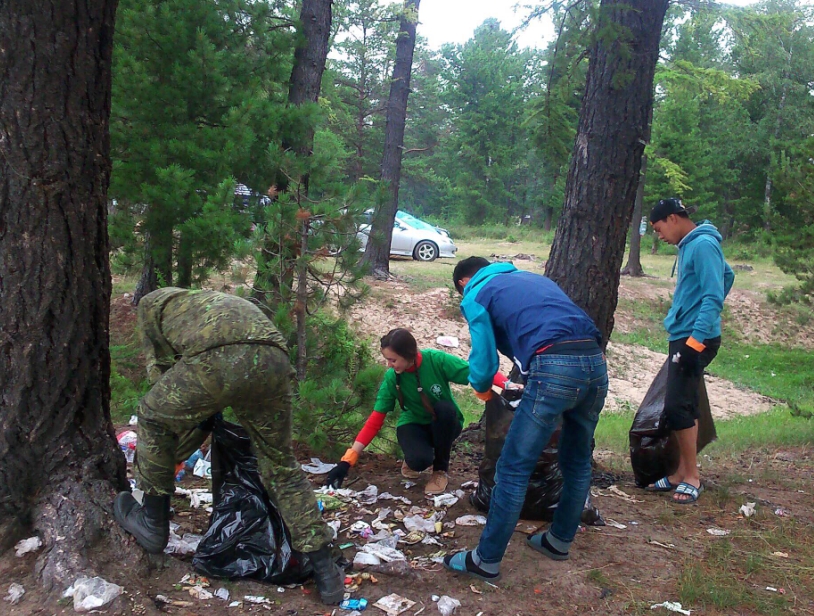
left=664, top=221, right=735, bottom=342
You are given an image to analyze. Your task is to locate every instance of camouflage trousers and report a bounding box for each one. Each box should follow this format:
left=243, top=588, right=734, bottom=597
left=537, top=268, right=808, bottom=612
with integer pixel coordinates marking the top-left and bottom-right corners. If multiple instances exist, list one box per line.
left=135, top=344, right=333, bottom=553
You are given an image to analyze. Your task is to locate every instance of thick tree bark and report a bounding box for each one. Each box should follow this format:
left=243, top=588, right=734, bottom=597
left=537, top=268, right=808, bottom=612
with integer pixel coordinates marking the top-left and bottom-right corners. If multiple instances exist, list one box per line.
left=545, top=0, right=668, bottom=345
left=361, top=0, right=420, bottom=280
left=133, top=238, right=159, bottom=306
left=0, top=0, right=136, bottom=592
left=621, top=153, right=647, bottom=277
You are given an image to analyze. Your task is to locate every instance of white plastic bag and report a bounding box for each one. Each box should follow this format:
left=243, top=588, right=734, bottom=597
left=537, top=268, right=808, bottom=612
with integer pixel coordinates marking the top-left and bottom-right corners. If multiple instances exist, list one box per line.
left=68, top=577, right=123, bottom=613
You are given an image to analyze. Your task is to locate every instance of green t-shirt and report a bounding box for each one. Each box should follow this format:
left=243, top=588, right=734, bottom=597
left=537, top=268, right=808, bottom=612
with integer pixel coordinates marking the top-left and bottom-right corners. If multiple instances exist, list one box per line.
left=373, top=349, right=470, bottom=427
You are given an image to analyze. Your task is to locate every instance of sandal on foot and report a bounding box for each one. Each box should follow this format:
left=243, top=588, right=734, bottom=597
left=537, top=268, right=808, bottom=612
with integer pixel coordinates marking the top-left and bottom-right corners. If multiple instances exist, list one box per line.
left=645, top=477, right=676, bottom=492
left=526, top=533, right=570, bottom=561
left=443, top=550, right=501, bottom=582
left=673, top=482, right=703, bottom=504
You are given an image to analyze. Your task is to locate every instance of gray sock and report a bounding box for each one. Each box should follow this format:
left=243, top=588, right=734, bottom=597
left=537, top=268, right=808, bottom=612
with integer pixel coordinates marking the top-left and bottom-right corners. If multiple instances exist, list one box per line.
left=472, top=549, right=500, bottom=574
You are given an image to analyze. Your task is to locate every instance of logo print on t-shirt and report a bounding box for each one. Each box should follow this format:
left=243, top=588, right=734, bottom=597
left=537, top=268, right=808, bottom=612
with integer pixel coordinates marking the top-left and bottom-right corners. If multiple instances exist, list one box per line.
left=431, top=383, right=443, bottom=397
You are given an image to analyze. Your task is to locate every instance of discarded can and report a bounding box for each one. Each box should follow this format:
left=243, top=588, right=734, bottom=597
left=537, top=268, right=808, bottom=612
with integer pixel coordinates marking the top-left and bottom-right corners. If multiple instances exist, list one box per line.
left=339, top=598, right=368, bottom=611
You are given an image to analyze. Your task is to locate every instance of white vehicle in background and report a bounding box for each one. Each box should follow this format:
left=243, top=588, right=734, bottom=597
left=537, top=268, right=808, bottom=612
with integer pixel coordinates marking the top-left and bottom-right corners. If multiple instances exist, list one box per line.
left=357, top=210, right=457, bottom=262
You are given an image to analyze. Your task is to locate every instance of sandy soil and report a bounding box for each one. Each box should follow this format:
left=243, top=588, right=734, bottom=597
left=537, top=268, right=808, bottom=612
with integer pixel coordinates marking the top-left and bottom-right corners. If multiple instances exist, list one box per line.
left=348, top=280, right=783, bottom=419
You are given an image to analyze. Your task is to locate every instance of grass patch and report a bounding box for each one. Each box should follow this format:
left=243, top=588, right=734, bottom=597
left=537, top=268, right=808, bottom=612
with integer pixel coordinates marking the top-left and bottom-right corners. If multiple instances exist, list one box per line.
left=595, top=407, right=814, bottom=457
left=676, top=521, right=812, bottom=615
left=110, top=344, right=150, bottom=423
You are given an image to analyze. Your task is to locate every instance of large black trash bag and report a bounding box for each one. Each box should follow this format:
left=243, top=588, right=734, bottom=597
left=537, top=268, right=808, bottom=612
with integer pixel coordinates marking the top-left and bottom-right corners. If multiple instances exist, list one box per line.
left=193, top=417, right=313, bottom=583
left=629, top=359, right=717, bottom=488
left=469, top=391, right=603, bottom=525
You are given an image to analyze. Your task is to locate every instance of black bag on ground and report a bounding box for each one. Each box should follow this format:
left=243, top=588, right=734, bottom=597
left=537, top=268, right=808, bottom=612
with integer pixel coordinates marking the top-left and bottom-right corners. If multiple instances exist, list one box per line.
left=193, top=417, right=312, bottom=583
left=470, top=392, right=603, bottom=525
left=629, top=359, right=717, bottom=488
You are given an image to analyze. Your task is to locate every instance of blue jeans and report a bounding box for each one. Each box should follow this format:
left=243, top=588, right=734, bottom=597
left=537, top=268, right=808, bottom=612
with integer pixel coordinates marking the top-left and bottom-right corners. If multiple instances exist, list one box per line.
left=476, top=351, right=608, bottom=563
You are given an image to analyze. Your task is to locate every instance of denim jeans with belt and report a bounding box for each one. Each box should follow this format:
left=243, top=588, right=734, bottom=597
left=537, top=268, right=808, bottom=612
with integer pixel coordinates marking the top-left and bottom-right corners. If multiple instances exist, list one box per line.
left=476, top=349, right=608, bottom=563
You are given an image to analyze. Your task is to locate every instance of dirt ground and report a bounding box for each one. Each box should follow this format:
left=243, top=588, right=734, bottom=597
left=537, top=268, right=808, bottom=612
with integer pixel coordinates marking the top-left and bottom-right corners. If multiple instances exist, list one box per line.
left=347, top=279, right=786, bottom=418
left=4, top=272, right=809, bottom=614
left=2, top=443, right=812, bottom=616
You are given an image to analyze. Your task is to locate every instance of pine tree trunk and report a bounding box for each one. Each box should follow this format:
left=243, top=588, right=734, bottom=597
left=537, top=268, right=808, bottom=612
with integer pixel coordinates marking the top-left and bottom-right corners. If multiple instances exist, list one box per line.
left=133, top=240, right=159, bottom=306
left=543, top=206, right=554, bottom=232
left=545, top=0, right=668, bottom=345
left=621, top=154, right=647, bottom=276
left=254, top=0, right=331, bottom=309
left=361, top=0, right=420, bottom=280
left=0, top=0, right=141, bottom=592
left=176, top=230, right=193, bottom=288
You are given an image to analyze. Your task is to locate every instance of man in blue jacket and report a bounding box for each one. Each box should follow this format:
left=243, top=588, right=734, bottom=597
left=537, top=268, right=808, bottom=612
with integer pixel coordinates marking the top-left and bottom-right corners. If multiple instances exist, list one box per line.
left=648, top=198, right=735, bottom=503
left=443, top=257, right=608, bottom=581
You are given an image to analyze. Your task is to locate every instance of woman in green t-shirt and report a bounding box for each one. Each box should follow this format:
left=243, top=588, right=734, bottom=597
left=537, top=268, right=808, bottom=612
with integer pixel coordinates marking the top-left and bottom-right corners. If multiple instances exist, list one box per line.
left=326, top=328, right=509, bottom=495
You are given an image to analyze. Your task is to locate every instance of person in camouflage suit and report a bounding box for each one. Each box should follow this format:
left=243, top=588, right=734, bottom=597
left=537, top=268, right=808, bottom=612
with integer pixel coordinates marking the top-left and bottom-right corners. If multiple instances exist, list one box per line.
left=113, top=288, right=344, bottom=604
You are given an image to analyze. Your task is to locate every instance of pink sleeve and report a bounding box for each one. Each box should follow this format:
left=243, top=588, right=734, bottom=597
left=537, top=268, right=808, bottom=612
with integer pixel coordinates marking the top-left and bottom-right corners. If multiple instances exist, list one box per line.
left=355, top=411, right=387, bottom=446
left=492, top=372, right=509, bottom=389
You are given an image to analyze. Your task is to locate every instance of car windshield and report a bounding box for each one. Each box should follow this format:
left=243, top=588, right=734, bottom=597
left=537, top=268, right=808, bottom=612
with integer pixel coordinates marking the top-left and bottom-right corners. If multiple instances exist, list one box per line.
left=396, top=211, right=437, bottom=232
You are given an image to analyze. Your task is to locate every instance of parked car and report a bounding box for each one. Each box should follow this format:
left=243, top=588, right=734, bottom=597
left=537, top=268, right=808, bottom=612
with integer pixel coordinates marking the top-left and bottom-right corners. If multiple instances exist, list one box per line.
left=357, top=210, right=457, bottom=261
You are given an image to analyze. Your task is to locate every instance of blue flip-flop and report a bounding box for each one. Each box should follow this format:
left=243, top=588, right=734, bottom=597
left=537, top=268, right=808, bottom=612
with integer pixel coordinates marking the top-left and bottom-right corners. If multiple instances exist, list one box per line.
left=443, top=550, right=501, bottom=582
left=645, top=477, right=676, bottom=492
left=673, top=482, right=703, bottom=504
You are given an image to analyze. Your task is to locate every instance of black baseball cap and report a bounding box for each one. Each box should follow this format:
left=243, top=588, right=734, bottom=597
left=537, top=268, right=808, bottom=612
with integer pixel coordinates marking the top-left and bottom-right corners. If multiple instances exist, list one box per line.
left=649, top=198, right=690, bottom=224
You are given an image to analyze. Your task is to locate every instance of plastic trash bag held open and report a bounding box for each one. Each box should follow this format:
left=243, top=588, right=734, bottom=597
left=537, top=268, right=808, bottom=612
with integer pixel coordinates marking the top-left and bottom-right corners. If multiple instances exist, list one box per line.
left=629, top=359, right=716, bottom=488
left=192, top=416, right=313, bottom=584
left=469, top=385, right=603, bottom=524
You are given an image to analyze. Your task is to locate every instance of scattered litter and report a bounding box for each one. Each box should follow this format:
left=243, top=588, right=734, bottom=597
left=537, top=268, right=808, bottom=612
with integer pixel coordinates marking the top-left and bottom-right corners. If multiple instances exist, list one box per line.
left=460, top=481, right=478, bottom=489
left=436, top=596, right=461, bottom=616
left=400, top=530, right=426, bottom=545
left=66, top=577, right=123, bottom=613
left=193, top=457, right=212, bottom=479
left=607, top=485, right=644, bottom=503
left=648, top=540, right=676, bottom=549
left=354, top=552, right=382, bottom=567
left=340, top=598, right=369, bottom=611
left=432, top=494, right=459, bottom=508
left=245, top=595, right=272, bottom=604
left=4, top=583, right=24, bottom=605
left=175, top=487, right=213, bottom=508
left=774, top=507, right=790, bottom=517
left=604, top=519, right=627, bottom=530
left=404, top=515, right=439, bottom=534
left=128, top=415, right=138, bottom=425
left=179, top=574, right=209, bottom=586
left=414, top=606, right=426, bottom=616
left=361, top=543, right=407, bottom=562
left=378, top=492, right=412, bottom=505
left=403, top=481, right=417, bottom=489
left=117, top=430, right=138, bottom=464
left=189, top=586, right=214, bottom=600
left=372, top=508, right=393, bottom=530
left=739, top=502, right=756, bottom=518
left=14, top=536, right=42, bottom=556
left=357, top=485, right=380, bottom=505
left=421, top=535, right=442, bottom=546
left=368, top=560, right=414, bottom=577
left=706, top=528, right=731, bottom=536
left=229, top=601, right=242, bottom=607
left=436, top=336, right=459, bottom=348
left=455, top=515, right=487, bottom=526
left=374, top=593, right=416, bottom=616
left=215, top=588, right=230, bottom=601
left=469, top=585, right=481, bottom=594
left=771, top=552, right=789, bottom=558
left=165, top=530, right=203, bottom=556
left=350, top=521, right=373, bottom=535
left=650, top=601, right=691, bottom=615
left=301, top=458, right=338, bottom=475
left=277, top=587, right=285, bottom=593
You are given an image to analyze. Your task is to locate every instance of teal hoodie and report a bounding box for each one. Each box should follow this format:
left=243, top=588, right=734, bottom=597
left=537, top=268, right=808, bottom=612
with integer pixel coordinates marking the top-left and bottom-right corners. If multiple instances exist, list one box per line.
left=664, top=221, right=735, bottom=342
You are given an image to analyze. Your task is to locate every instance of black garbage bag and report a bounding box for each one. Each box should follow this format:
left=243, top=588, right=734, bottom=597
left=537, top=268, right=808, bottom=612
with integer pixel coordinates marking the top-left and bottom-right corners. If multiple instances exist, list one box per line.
left=193, top=417, right=313, bottom=583
left=469, top=391, right=603, bottom=525
left=629, top=359, right=717, bottom=488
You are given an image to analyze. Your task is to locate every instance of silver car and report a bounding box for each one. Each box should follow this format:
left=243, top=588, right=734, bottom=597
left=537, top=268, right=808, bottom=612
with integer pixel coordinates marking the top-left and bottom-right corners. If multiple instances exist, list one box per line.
left=357, top=211, right=457, bottom=262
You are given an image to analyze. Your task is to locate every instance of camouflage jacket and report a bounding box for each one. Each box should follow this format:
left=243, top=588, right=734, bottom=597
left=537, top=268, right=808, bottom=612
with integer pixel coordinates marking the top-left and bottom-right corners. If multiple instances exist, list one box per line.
left=138, top=288, right=288, bottom=383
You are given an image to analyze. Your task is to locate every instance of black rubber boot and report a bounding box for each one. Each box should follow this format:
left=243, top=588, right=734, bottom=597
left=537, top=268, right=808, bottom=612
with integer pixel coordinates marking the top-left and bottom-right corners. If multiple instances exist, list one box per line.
left=113, top=492, right=170, bottom=554
left=307, top=544, right=345, bottom=605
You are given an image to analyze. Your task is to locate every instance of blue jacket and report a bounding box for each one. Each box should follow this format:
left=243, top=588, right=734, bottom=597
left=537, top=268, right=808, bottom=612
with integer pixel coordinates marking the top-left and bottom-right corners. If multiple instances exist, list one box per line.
left=665, top=222, right=735, bottom=342
left=460, top=263, right=602, bottom=393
